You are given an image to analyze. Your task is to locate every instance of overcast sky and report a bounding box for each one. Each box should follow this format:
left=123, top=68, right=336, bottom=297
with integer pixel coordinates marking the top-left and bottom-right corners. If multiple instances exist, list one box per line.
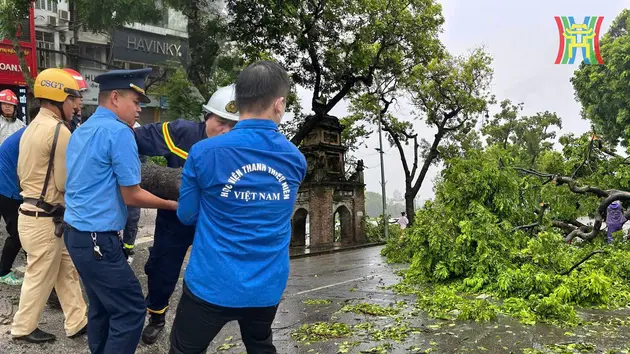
left=289, top=0, right=630, bottom=202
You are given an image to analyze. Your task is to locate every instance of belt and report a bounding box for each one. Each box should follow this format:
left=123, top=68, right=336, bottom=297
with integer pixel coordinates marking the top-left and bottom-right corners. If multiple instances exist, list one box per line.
left=19, top=208, right=53, bottom=218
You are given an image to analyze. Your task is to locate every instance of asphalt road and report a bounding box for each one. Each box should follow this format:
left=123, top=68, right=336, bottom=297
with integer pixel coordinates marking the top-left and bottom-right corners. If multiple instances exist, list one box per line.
left=2, top=214, right=630, bottom=353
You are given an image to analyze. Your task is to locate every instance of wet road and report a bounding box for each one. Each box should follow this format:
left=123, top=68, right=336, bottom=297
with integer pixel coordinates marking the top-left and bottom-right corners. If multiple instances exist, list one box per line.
left=1, top=228, right=630, bottom=353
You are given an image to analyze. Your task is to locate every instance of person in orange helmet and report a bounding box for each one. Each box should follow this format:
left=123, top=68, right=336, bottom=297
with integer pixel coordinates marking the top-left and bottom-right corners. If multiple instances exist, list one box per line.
left=0, top=89, right=25, bottom=144
left=62, top=69, right=88, bottom=132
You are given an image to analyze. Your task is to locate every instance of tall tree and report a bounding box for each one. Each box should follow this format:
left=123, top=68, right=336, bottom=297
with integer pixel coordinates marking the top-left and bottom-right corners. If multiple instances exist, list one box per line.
left=571, top=9, right=630, bottom=146
left=354, top=48, right=494, bottom=224
left=226, top=0, right=444, bottom=146
left=0, top=0, right=37, bottom=89
left=482, top=99, right=562, bottom=168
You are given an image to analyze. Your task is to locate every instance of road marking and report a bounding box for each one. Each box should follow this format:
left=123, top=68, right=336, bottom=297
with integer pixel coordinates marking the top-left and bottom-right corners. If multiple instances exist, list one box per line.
left=287, top=275, right=375, bottom=297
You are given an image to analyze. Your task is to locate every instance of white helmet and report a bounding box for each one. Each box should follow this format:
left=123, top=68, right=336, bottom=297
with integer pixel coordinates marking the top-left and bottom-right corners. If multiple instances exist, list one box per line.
left=202, top=84, right=239, bottom=122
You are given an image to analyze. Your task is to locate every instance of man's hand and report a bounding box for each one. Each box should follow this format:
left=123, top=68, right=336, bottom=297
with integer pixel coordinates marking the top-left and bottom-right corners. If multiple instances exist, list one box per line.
left=120, top=184, right=177, bottom=210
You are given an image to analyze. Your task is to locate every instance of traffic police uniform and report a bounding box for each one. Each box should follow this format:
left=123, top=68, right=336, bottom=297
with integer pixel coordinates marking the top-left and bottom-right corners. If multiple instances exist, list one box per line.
left=134, top=85, right=239, bottom=343
left=64, top=68, right=152, bottom=354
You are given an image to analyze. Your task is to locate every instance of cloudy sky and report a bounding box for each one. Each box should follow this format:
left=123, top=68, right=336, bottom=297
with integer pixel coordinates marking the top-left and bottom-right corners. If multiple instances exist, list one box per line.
left=289, top=0, right=629, bottom=202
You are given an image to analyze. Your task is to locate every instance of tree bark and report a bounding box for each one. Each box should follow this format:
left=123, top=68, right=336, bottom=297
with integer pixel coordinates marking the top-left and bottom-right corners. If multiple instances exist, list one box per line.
left=10, top=35, right=33, bottom=91
left=140, top=163, right=182, bottom=201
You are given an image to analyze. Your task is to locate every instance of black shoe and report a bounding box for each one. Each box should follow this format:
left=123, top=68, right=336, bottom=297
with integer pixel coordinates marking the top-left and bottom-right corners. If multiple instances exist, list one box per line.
left=141, top=313, right=166, bottom=345
left=47, top=290, right=61, bottom=310
left=68, top=324, right=87, bottom=339
left=13, top=328, right=56, bottom=344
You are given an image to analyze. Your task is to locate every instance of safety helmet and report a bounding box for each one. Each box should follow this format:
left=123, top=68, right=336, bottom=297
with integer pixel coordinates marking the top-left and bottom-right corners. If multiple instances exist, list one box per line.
left=63, top=68, right=88, bottom=92
left=34, top=68, right=83, bottom=103
left=0, top=89, right=18, bottom=106
left=202, top=84, right=239, bottom=122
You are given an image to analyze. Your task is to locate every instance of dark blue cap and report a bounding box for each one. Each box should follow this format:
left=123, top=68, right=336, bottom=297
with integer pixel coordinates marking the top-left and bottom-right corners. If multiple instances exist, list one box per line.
left=94, top=68, right=152, bottom=103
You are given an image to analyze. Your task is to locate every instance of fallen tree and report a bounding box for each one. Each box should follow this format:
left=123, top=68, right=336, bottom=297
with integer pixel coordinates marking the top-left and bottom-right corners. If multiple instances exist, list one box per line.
left=381, top=143, right=630, bottom=327
left=140, top=162, right=182, bottom=201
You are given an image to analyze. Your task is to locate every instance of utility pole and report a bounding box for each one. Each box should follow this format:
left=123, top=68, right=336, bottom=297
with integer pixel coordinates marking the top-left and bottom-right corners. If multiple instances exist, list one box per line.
left=376, top=95, right=388, bottom=241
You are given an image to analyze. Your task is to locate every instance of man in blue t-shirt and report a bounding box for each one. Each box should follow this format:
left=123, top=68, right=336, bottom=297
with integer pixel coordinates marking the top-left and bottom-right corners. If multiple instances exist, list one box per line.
left=168, top=61, right=307, bottom=354
left=0, top=127, right=26, bottom=286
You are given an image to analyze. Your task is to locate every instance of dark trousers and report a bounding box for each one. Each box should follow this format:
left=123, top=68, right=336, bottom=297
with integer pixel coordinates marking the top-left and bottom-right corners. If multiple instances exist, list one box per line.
left=169, top=282, right=278, bottom=354
left=64, top=226, right=145, bottom=354
left=122, top=206, right=141, bottom=246
left=0, top=194, right=21, bottom=276
left=144, top=212, right=194, bottom=313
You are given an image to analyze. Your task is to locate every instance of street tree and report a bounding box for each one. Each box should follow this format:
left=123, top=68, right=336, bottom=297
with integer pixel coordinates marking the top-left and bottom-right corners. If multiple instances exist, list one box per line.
left=350, top=48, right=493, bottom=224
left=0, top=0, right=37, bottom=89
left=0, top=0, right=162, bottom=89
left=482, top=99, right=562, bottom=168
left=571, top=9, right=630, bottom=146
left=225, top=0, right=445, bottom=146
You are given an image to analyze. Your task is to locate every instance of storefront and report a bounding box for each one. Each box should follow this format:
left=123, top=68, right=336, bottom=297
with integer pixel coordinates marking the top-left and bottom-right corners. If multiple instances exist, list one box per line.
left=0, top=5, right=38, bottom=123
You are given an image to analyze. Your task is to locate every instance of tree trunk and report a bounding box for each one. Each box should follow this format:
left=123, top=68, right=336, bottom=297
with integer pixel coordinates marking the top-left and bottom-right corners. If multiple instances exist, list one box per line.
left=10, top=35, right=33, bottom=91
left=404, top=193, right=415, bottom=225
left=140, top=163, right=182, bottom=200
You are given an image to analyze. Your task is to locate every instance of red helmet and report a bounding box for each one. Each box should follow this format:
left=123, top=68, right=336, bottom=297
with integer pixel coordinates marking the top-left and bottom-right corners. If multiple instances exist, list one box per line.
left=0, top=89, right=18, bottom=106
left=63, top=68, right=88, bottom=92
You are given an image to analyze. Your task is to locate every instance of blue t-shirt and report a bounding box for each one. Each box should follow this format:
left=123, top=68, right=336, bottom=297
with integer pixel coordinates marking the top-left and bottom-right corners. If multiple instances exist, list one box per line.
left=0, top=127, right=25, bottom=200
left=177, top=119, right=307, bottom=308
left=64, top=106, right=141, bottom=232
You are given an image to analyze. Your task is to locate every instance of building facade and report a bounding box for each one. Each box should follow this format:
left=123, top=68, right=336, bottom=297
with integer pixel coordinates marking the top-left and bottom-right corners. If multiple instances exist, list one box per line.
left=33, top=0, right=189, bottom=124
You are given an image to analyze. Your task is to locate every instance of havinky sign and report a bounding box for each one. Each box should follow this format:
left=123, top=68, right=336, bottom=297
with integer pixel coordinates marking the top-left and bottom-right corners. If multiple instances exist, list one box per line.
left=112, top=28, right=188, bottom=65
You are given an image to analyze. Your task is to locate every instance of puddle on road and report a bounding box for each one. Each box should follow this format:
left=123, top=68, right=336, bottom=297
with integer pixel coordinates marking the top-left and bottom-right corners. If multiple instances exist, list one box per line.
left=284, top=294, right=630, bottom=354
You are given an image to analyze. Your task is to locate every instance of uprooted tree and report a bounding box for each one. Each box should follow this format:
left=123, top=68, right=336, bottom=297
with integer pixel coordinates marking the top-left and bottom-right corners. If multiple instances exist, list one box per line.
left=381, top=128, right=630, bottom=327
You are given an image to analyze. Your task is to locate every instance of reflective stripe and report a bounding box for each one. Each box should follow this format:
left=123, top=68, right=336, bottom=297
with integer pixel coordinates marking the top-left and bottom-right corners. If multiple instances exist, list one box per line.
left=147, top=306, right=168, bottom=314
left=162, top=121, right=188, bottom=159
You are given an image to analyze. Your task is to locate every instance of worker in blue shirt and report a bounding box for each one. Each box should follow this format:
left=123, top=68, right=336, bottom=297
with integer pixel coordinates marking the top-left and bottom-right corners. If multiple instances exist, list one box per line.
left=63, top=68, right=178, bottom=354
left=134, top=84, right=239, bottom=344
left=169, top=61, right=307, bottom=354
left=0, top=127, right=26, bottom=286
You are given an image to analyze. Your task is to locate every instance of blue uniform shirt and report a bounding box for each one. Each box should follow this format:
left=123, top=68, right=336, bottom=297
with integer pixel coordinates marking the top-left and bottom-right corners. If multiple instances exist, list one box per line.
left=135, top=118, right=206, bottom=169
left=0, top=127, right=26, bottom=200
left=178, top=119, right=307, bottom=308
left=64, top=106, right=142, bottom=232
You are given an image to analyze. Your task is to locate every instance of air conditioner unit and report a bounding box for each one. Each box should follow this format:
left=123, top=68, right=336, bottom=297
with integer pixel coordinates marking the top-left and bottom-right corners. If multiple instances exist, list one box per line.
left=58, top=10, right=70, bottom=22
left=47, top=16, right=57, bottom=27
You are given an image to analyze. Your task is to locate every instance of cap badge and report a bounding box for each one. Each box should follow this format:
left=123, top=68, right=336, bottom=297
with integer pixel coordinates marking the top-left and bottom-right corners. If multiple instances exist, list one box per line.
left=225, top=100, right=237, bottom=114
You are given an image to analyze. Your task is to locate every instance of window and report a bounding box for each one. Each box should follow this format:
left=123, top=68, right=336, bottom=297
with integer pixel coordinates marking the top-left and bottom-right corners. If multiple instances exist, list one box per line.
left=79, top=46, right=105, bottom=69
left=128, top=62, right=145, bottom=70
left=35, top=31, right=56, bottom=69
left=35, top=0, right=57, bottom=12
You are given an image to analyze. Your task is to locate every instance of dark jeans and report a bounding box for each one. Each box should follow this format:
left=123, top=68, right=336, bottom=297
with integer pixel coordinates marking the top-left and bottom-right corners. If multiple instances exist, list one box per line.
left=144, top=211, right=194, bottom=313
left=0, top=194, right=21, bottom=277
left=169, top=282, right=278, bottom=354
left=64, top=226, right=145, bottom=354
left=122, top=206, right=141, bottom=246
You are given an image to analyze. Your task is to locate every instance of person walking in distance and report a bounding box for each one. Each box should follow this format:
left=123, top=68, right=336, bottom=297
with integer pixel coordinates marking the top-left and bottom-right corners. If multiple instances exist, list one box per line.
left=12, top=68, right=88, bottom=343
left=168, top=61, right=307, bottom=354
left=398, top=212, right=409, bottom=239
left=63, top=68, right=178, bottom=354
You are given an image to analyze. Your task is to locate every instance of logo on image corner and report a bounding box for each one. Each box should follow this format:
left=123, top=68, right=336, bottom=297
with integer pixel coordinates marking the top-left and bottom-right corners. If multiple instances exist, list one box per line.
left=554, top=16, right=604, bottom=65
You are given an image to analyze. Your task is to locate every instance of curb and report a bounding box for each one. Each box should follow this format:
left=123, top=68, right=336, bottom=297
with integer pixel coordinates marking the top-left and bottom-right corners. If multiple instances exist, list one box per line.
left=289, top=242, right=386, bottom=259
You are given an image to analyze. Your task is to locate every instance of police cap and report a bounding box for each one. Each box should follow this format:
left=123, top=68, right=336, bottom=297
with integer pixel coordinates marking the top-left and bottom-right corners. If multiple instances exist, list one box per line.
left=95, top=68, right=152, bottom=103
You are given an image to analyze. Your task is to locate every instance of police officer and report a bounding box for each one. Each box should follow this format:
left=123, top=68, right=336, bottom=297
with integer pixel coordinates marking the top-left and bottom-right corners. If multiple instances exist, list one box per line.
left=13, top=68, right=87, bottom=343
left=134, top=84, right=239, bottom=344
left=63, top=68, right=178, bottom=354
left=0, top=89, right=25, bottom=144
left=169, top=61, right=307, bottom=354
